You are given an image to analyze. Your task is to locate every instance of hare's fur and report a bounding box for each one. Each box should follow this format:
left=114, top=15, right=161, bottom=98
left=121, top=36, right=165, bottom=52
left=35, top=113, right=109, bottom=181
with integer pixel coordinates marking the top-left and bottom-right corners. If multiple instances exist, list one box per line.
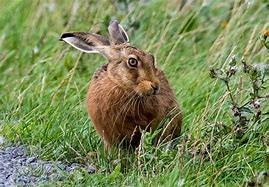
left=60, top=20, right=182, bottom=149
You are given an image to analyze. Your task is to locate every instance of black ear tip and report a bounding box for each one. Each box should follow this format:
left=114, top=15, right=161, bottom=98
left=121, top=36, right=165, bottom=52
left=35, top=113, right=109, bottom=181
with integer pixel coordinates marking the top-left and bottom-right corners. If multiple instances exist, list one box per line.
left=59, top=33, right=74, bottom=41
left=59, top=35, right=63, bottom=41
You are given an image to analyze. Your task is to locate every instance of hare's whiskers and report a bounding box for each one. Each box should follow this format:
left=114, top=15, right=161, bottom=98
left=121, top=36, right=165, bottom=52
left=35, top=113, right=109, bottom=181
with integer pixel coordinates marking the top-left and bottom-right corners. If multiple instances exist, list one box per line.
left=136, top=98, right=143, bottom=121
left=109, top=89, right=129, bottom=108
left=121, top=92, right=138, bottom=127
left=111, top=92, right=136, bottom=131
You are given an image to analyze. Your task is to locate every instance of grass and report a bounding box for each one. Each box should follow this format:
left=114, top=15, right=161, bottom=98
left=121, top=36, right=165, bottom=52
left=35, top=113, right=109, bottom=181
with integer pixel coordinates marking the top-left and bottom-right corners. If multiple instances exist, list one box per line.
left=0, top=0, right=268, bottom=186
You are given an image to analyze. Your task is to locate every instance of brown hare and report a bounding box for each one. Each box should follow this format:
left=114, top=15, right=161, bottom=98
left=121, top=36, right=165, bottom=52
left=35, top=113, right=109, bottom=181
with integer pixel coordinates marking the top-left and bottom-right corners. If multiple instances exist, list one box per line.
left=60, top=20, right=182, bottom=149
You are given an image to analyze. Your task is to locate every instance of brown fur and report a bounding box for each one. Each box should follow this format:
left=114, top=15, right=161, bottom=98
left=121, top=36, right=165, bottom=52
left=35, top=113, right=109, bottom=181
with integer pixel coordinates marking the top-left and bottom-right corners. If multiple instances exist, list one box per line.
left=87, top=44, right=182, bottom=149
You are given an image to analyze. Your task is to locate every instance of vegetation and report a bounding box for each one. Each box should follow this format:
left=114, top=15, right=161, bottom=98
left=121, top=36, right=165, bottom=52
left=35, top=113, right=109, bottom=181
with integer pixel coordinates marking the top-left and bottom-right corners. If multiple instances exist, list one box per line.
left=0, top=0, right=268, bottom=186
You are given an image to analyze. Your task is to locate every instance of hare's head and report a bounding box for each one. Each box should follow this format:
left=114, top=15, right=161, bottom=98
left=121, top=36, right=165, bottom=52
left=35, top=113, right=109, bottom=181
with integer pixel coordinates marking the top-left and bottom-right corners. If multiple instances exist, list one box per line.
left=60, top=20, right=160, bottom=96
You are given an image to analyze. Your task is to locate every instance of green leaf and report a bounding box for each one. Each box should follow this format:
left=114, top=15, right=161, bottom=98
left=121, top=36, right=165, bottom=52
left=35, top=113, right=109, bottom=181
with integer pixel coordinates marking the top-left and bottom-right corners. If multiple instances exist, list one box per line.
left=108, top=164, right=122, bottom=181
left=240, top=106, right=253, bottom=114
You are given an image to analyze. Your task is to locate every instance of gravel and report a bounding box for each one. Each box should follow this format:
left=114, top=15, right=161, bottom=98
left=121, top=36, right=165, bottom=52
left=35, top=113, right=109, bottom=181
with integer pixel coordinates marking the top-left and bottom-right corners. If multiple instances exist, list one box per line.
left=0, top=145, right=96, bottom=186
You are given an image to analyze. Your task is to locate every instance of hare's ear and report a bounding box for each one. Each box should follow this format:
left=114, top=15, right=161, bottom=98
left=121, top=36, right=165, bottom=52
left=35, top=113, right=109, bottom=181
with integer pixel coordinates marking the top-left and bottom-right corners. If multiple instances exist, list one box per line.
left=108, top=20, right=129, bottom=45
left=59, top=32, right=112, bottom=57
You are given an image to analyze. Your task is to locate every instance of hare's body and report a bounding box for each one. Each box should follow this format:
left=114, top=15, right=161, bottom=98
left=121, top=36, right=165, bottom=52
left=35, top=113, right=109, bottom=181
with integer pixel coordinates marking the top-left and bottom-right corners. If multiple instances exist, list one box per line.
left=87, top=63, right=181, bottom=148
left=60, top=20, right=182, bottom=149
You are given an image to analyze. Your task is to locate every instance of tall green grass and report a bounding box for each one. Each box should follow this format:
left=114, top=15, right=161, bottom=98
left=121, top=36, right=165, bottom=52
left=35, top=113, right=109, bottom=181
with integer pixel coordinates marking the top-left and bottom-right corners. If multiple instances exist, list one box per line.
left=0, top=0, right=268, bottom=186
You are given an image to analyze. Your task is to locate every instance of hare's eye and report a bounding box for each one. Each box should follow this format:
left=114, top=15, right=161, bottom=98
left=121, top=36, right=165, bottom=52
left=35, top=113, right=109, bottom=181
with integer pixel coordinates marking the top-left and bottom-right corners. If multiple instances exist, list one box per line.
left=128, top=58, right=138, bottom=67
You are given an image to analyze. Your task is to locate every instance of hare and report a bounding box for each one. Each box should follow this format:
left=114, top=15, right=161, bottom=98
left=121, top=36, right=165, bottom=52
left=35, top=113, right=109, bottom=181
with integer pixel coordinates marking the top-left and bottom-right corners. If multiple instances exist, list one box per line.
left=60, top=20, right=182, bottom=149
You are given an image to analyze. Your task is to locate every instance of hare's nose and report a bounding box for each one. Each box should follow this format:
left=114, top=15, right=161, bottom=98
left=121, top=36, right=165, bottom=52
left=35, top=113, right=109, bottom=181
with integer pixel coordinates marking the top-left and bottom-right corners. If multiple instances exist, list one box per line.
left=151, top=84, right=159, bottom=95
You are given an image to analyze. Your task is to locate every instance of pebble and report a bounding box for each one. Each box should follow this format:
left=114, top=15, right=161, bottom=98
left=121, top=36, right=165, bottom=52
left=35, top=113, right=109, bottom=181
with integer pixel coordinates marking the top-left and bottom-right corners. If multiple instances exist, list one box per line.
left=66, top=163, right=80, bottom=172
left=0, top=145, right=96, bottom=186
left=87, top=165, right=96, bottom=174
left=26, top=156, right=37, bottom=164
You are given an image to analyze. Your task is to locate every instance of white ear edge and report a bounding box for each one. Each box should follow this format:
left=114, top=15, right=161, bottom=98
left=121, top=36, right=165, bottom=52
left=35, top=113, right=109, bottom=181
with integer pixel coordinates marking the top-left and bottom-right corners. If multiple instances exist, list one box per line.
left=153, top=55, right=157, bottom=67
left=62, top=37, right=100, bottom=54
left=118, top=24, right=129, bottom=43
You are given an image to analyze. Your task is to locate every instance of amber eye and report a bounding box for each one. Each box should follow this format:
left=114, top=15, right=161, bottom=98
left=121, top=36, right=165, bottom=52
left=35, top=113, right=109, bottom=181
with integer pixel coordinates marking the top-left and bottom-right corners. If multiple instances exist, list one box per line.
left=128, top=58, right=138, bottom=67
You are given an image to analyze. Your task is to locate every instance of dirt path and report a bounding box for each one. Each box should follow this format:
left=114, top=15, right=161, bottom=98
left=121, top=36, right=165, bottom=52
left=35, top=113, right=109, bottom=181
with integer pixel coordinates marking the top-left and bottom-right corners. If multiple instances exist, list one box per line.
left=0, top=145, right=95, bottom=186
